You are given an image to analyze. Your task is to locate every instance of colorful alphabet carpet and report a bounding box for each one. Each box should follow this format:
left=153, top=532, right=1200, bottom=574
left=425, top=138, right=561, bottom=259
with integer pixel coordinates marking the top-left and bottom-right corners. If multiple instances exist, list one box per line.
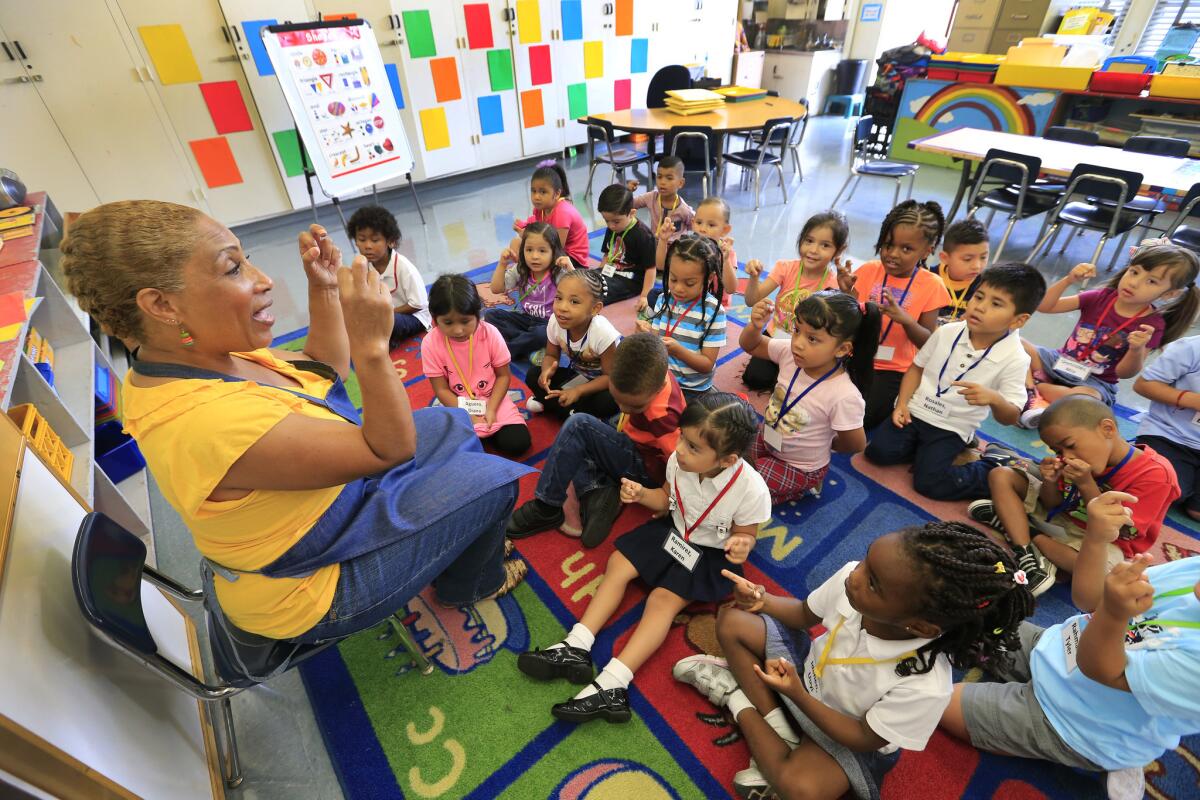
left=283, top=243, right=1200, bottom=800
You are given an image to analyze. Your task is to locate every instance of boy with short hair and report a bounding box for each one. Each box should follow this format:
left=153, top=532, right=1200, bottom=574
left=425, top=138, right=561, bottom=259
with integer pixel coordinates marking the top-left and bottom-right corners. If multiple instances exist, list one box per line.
left=930, top=218, right=989, bottom=325
left=347, top=205, right=431, bottom=347
left=865, top=262, right=1046, bottom=501
left=507, top=334, right=686, bottom=547
left=969, top=395, right=1181, bottom=595
left=627, top=156, right=694, bottom=244
left=596, top=183, right=658, bottom=307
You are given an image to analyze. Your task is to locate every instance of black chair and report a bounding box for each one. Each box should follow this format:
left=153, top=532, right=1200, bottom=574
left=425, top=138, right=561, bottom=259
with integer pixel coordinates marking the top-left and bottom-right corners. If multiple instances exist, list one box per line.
left=662, top=124, right=719, bottom=196
left=830, top=115, right=918, bottom=209
left=1115, top=136, right=1191, bottom=223
left=646, top=65, right=692, bottom=109
left=72, top=512, right=431, bottom=788
left=1166, top=182, right=1200, bottom=253
left=718, top=116, right=794, bottom=209
left=1018, top=126, right=1101, bottom=200
left=964, top=149, right=1057, bottom=263
left=582, top=116, right=651, bottom=196
left=744, top=98, right=809, bottom=180
left=1026, top=163, right=1148, bottom=270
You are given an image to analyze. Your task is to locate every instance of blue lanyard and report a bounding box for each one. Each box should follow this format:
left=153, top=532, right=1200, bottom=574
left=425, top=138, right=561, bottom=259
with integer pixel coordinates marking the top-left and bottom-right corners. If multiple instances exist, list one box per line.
left=566, top=329, right=589, bottom=370
left=772, top=363, right=840, bottom=429
left=1046, top=445, right=1137, bottom=521
left=878, top=268, right=920, bottom=344
left=934, top=328, right=1006, bottom=397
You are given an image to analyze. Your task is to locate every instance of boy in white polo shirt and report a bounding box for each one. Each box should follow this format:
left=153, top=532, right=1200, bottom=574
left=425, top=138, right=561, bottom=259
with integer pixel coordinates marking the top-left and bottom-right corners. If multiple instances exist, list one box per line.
left=348, top=205, right=432, bottom=349
left=865, top=262, right=1046, bottom=501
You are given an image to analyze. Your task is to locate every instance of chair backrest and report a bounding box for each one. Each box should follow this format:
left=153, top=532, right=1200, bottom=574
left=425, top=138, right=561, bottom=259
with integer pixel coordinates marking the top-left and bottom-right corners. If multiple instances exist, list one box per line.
left=968, top=148, right=1042, bottom=211
left=646, top=65, right=692, bottom=108
left=1168, top=182, right=1200, bottom=237
left=1124, top=135, right=1190, bottom=158
left=1044, top=126, right=1099, bottom=146
left=664, top=125, right=716, bottom=170
left=72, top=512, right=158, bottom=656
left=759, top=117, right=794, bottom=156
left=584, top=116, right=616, bottom=147
left=1061, top=162, right=1143, bottom=207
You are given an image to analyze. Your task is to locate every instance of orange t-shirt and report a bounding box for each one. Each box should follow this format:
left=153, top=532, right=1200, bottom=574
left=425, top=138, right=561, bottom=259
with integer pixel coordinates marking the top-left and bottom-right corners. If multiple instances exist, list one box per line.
left=852, top=261, right=950, bottom=373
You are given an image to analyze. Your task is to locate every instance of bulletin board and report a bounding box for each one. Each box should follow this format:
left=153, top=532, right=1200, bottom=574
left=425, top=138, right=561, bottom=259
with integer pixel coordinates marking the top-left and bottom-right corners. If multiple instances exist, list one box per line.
left=261, top=19, right=414, bottom=197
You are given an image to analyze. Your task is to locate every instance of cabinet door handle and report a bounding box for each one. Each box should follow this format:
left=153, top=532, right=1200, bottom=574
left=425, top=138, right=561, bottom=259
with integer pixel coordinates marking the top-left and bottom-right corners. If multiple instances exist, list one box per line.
left=30, top=73, right=43, bottom=82
left=221, top=26, right=231, bottom=43
left=12, top=40, right=26, bottom=60
left=0, top=42, right=12, bottom=61
left=216, top=54, right=241, bottom=62
left=1, top=74, right=29, bottom=84
left=233, top=26, right=241, bottom=42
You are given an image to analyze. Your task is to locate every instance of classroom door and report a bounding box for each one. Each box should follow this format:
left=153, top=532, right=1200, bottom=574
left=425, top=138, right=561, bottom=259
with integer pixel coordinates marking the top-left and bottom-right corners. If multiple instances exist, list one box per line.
left=508, top=0, right=565, bottom=157
left=554, top=0, right=591, bottom=149
left=455, top=0, right=524, bottom=168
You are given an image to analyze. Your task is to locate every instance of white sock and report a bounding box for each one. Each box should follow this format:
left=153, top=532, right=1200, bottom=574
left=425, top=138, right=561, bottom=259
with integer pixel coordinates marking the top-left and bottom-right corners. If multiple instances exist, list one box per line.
left=726, top=688, right=754, bottom=719
left=546, top=623, right=594, bottom=652
left=764, top=706, right=800, bottom=746
left=574, top=657, right=633, bottom=699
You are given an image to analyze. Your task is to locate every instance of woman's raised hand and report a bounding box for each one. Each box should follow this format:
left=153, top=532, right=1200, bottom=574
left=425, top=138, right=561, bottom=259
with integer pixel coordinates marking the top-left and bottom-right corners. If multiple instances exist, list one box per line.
left=337, top=255, right=393, bottom=354
left=299, top=224, right=342, bottom=290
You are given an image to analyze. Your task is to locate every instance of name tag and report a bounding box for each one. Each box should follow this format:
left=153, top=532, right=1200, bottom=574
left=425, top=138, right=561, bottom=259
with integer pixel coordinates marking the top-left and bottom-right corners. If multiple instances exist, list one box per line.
left=1054, top=354, right=1093, bottom=382
left=601, top=263, right=616, bottom=278
left=458, top=396, right=487, bottom=416
left=1061, top=618, right=1082, bottom=673
left=918, top=393, right=950, bottom=419
left=663, top=529, right=700, bottom=571
left=763, top=423, right=785, bottom=450
left=875, top=345, right=895, bottom=362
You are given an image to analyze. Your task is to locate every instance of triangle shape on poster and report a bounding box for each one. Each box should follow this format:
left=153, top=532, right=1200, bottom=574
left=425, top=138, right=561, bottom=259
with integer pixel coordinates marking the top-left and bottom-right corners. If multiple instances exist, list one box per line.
left=320, top=73, right=333, bottom=87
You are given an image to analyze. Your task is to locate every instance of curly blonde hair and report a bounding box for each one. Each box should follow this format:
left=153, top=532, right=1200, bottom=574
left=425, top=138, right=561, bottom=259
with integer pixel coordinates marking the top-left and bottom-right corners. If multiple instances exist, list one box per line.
left=61, top=200, right=206, bottom=342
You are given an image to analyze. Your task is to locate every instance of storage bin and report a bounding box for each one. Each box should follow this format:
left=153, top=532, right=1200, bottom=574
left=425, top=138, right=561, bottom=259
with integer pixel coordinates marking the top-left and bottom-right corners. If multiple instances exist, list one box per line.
left=1150, top=74, right=1200, bottom=100
left=95, top=419, right=145, bottom=485
left=927, top=67, right=959, bottom=81
left=995, top=63, right=1095, bottom=90
left=1089, top=71, right=1151, bottom=94
left=8, top=403, right=73, bottom=484
left=958, top=70, right=995, bottom=84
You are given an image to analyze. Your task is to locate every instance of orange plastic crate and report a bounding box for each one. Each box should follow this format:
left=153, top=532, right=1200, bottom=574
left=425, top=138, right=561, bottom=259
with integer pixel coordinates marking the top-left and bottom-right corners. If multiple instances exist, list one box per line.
left=8, top=403, right=74, bottom=484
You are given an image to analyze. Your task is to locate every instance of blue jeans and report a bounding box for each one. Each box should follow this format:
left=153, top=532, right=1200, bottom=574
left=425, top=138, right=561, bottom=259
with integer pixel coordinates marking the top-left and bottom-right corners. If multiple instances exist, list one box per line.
left=535, top=413, right=655, bottom=506
left=865, top=416, right=994, bottom=501
left=487, top=308, right=549, bottom=360
left=391, top=312, right=427, bottom=347
left=292, top=480, right=517, bottom=643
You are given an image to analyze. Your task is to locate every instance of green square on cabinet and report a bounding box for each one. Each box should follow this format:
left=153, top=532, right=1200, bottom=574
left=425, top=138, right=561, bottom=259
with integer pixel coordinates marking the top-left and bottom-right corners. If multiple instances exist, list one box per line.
left=401, top=10, right=436, bottom=59
left=487, top=49, right=514, bottom=92
left=567, top=82, right=588, bottom=120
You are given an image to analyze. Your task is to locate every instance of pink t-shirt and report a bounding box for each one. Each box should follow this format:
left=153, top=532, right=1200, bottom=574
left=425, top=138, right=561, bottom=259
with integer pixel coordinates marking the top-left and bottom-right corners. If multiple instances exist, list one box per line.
left=421, top=321, right=525, bottom=436
left=519, top=199, right=590, bottom=266
left=766, top=259, right=837, bottom=336
left=761, top=338, right=865, bottom=471
left=1056, top=287, right=1166, bottom=385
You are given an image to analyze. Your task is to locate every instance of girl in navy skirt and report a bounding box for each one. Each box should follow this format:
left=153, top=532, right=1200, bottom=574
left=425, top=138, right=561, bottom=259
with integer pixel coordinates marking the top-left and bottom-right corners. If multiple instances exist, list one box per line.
left=517, top=393, right=772, bottom=723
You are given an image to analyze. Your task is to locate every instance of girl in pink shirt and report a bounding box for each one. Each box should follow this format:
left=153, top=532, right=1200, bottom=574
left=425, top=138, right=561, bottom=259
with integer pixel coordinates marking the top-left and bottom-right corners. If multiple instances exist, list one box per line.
left=509, top=160, right=590, bottom=268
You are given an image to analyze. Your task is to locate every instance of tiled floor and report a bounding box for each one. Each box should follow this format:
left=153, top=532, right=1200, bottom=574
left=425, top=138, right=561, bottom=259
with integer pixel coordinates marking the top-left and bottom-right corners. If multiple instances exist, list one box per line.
left=153, top=115, right=1194, bottom=799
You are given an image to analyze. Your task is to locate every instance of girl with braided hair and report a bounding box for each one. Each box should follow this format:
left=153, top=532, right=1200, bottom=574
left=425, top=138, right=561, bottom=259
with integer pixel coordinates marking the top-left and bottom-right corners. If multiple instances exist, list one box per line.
left=837, top=199, right=952, bottom=431
left=674, top=521, right=1033, bottom=799
left=516, top=393, right=771, bottom=725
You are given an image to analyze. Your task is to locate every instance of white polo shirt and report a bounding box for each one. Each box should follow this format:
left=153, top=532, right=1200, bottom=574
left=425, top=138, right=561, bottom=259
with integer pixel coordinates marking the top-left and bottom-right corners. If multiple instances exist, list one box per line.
left=800, top=562, right=952, bottom=753
left=910, top=321, right=1029, bottom=442
left=665, top=453, right=772, bottom=550
left=379, top=251, right=432, bottom=330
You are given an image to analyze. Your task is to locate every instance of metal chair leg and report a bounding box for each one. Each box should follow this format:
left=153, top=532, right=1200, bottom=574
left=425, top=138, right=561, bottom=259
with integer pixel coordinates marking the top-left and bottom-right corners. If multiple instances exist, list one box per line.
left=907, top=172, right=917, bottom=199
left=892, top=180, right=901, bottom=209
left=387, top=613, right=434, bottom=675
left=1027, top=223, right=1059, bottom=262
left=831, top=173, right=854, bottom=206
left=985, top=208, right=997, bottom=227
left=1106, top=230, right=1131, bottom=271
left=584, top=159, right=600, bottom=198
left=845, top=175, right=862, bottom=203
left=1090, top=234, right=1109, bottom=266
left=214, top=696, right=243, bottom=788
left=753, top=170, right=762, bottom=211
left=776, top=163, right=788, bottom=204
left=994, top=216, right=1017, bottom=263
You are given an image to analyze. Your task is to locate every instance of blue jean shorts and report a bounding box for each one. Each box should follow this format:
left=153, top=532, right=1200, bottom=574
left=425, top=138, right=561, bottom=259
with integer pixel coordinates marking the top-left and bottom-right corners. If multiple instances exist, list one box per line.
left=1034, top=345, right=1117, bottom=406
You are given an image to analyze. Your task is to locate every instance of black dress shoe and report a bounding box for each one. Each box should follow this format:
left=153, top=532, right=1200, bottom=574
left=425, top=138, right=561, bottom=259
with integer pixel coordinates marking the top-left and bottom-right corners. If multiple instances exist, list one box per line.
left=517, top=645, right=594, bottom=684
left=580, top=485, right=623, bottom=548
left=507, top=500, right=565, bottom=539
left=551, top=682, right=631, bottom=724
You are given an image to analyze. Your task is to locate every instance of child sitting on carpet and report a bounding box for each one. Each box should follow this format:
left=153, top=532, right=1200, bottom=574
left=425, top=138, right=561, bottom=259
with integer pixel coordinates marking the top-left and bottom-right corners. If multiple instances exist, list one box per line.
left=507, top=160, right=590, bottom=268
left=596, top=183, right=657, bottom=307
left=658, top=196, right=738, bottom=308
left=508, top=333, right=685, bottom=547
left=488, top=221, right=572, bottom=361
left=422, top=275, right=530, bottom=457
left=637, top=234, right=727, bottom=401
left=929, top=217, right=989, bottom=326
left=674, top=521, right=1032, bottom=799
left=1018, top=241, right=1200, bottom=429
left=969, top=395, right=1180, bottom=596
left=1134, top=334, right=1200, bottom=521
left=627, top=156, right=694, bottom=246
left=742, top=210, right=850, bottom=391
left=517, top=393, right=771, bottom=725
left=527, top=269, right=621, bottom=421
left=836, top=200, right=951, bottom=431
left=348, top=205, right=431, bottom=349
left=739, top=290, right=881, bottom=505
left=864, top=263, right=1045, bottom=503
left=943, top=492, right=1200, bottom=800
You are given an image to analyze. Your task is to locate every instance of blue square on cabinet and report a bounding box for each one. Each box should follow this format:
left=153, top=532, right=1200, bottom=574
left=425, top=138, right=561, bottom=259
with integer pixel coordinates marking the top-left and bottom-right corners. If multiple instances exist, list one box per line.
left=478, top=95, right=504, bottom=136
left=631, top=38, right=648, bottom=73
left=384, top=63, right=406, bottom=109
left=561, top=0, right=583, bottom=41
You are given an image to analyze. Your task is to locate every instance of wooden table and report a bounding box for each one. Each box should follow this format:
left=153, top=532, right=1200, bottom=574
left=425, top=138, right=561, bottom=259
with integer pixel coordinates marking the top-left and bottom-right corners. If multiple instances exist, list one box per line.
left=909, top=127, right=1200, bottom=220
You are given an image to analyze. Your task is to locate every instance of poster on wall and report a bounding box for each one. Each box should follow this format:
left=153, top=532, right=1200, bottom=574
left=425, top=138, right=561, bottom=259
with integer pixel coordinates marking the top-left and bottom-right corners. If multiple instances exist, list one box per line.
left=261, top=19, right=413, bottom=197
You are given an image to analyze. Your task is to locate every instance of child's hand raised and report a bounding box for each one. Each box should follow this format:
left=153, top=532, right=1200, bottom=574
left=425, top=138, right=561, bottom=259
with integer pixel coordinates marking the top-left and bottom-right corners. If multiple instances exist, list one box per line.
left=499, top=247, right=516, bottom=268
left=718, top=236, right=734, bottom=255
left=753, top=657, right=802, bottom=697
left=1100, top=554, right=1155, bottom=621
left=721, top=568, right=766, bottom=612
left=745, top=259, right=765, bottom=278
left=619, top=477, right=645, bottom=504
left=835, top=257, right=855, bottom=293
left=626, top=179, right=639, bottom=192
left=1069, top=263, right=1097, bottom=284
left=879, top=289, right=911, bottom=323
left=1126, top=324, right=1155, bottom=351
left=723, top=532, right=756, bottom=564
left=658, top=216, right=677, bottom=242
left=556, top=255, right=574, bottom=271
left=750, top=298, right=774, bottom=329
left=1085, top=490, right=1137, bottom=544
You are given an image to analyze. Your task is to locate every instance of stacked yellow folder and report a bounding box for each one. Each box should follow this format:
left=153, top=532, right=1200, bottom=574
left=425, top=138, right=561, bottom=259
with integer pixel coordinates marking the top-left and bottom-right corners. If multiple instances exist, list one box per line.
left=664, top=88, right=725, bottom=116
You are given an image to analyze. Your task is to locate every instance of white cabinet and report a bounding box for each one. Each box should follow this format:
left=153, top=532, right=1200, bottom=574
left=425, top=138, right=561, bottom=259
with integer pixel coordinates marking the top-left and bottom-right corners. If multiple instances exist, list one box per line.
left=454, top=1, right=524, bottom=168
left=762, top=49, right=840, bottom=111
left=509, top=0, right=566, bottom=156
left=733, top=49, right=766, bottom=88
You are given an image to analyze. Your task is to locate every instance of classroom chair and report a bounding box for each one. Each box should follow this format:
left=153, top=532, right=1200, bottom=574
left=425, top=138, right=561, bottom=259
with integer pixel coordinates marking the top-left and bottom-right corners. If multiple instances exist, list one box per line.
left=1165, top=182, right=1200, bottom=252
left=830, top=115, right=919, bottom=210
left=1115, top=136, right=1190, bottom=225
left=663, top=124, right=719, bottom=197
left=1017, top=126, right=1101, bottom=200
left=1025, top=163, right=1148, bottom=270
left=71, top=512, right=431, bottom=789
left=646, top=65, right=692, bottom=108
left=717, top=116, right=794, bottom=210
left=743, top=97, right=809, bottom=179
left=964, top=149, right=1056, bottom=263
left=582, top=116, right=651, bottom=196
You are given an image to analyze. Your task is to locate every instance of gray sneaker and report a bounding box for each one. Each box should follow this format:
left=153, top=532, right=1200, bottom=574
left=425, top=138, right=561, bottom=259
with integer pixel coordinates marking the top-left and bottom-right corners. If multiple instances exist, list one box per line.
left=673, top=654, right=738, bottom=707
left=734, top=760, right=770, bottom=798
left=1014, top=543, right=1057, bottom=597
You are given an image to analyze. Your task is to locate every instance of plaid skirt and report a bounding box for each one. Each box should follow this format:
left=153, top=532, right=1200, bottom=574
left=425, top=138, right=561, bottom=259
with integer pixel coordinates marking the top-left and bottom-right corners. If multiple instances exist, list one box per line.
left=751, top=432, right=828, bottom=505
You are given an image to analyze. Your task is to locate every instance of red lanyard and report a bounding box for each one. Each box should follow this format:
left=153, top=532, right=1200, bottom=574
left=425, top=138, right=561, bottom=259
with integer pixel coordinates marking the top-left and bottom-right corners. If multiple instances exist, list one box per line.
left=665, top=296, right=702, bottom=338
left=1076, top=294, right=1148, bottom=362
left=673, top=463, right=744, bottom=540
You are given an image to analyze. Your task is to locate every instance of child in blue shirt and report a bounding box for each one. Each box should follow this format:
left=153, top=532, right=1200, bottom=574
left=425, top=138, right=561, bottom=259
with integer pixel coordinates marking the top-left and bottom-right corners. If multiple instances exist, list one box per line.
left=1134, top=334, right=1200, bottom=520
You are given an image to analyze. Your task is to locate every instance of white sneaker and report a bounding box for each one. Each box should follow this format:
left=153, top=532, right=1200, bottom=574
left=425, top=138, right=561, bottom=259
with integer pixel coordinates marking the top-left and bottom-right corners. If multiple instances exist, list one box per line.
left=733, top=760, right=769, bottom=798
left=525, top=398, right=544, bottom=414
left=1106, top=766, right=1146, bottom=800
left=672, top=654, right=738, bottom=707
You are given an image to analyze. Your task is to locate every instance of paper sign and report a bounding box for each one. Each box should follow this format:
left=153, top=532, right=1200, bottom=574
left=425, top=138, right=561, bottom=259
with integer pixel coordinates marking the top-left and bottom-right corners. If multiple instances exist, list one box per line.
left=430, top=57, right=462, bottom=102
left=615, top=78, right=631, bottom=111
left=584, top=41, right=603, bottom=79
left=477, top=95, right=504, bottom=136
left=189, top=137, right=243, bottom=187
left=463, top=4, right=494, bottom=49
left=487, top=49, right=514, bottom=91
left=138, top=25, right=202, bottom=85
left=529, top=45, right=552, bottom=86
left=199, top=81, right=253, bottom=134
left=521, top=89, right=544, bottom=128
left=271, top=129, right=306, bottom=177
left=420, top=107, right=450, bottom=151
left=567, top=82, right=588, bottom=120
left=0, top=292, right=27, bottom=329
left=517, top=0, right=542, bottom=44
left=384, top=63, right=406, bottom=108
left=860, top=3, right=882, bottom=21
left=561, top=0, right=583, bottom=41
left=242, top=19, right=278, bottom=77
left=616, top=0, right=633, bottom=36
left=402, top=10, right=436, bottom=59
left=631, top=38, right=648, bottom=73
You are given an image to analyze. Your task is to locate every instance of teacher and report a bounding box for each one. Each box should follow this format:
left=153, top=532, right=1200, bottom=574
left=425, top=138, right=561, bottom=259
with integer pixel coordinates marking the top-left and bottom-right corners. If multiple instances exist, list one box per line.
left=62, top=200, right=531, bottom=643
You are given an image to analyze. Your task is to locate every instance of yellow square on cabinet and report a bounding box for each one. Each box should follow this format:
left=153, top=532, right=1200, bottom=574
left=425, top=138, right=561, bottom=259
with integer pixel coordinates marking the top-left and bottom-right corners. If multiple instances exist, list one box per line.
left=138, top=24, right=203, bottom=85
left=585, top=41, right=604, bottom=79
left=517, top=0, right=542, bottom=44
left=419, top=107, right=451, bottom=151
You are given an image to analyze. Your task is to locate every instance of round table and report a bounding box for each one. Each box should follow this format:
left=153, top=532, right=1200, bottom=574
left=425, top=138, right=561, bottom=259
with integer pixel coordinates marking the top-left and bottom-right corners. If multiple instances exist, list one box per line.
left=586, top=97, right=808, bottom=137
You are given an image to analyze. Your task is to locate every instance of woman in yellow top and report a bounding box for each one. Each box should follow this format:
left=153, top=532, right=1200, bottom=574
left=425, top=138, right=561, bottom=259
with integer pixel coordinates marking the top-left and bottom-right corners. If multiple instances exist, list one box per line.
left=62, top=201, right=531, bottom=642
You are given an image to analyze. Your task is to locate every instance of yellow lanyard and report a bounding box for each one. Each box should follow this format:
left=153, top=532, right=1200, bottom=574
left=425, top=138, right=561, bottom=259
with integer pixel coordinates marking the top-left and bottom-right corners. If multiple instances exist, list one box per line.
left=656, top=194, right=680, bottom=235
left=945, top=280, right=970, bottom=319
left=616, top=413, right=628, bottom=432
left=813, top=618, right=916, bottom=679
left=444, top=330, right=476, bottom=399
